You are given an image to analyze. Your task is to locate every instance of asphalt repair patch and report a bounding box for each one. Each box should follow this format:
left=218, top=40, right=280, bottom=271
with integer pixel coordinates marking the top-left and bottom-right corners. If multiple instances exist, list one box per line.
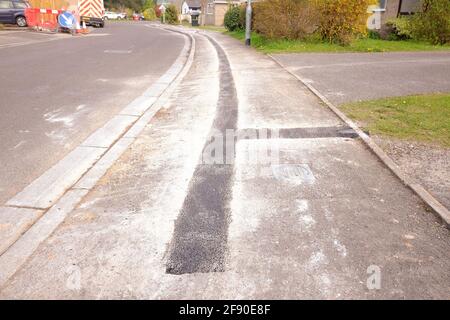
left=165, top=35, right=238, bottom=274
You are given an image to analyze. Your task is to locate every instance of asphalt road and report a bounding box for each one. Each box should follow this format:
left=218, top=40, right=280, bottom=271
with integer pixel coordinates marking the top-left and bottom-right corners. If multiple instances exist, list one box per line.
left=273, top=51, right=450, bottom=105
left=0, top=22, right=184, bottom=204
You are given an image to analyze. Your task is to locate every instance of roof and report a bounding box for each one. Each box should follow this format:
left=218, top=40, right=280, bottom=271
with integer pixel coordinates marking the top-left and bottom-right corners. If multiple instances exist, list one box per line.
left=185, top=0, right=201, bottom=7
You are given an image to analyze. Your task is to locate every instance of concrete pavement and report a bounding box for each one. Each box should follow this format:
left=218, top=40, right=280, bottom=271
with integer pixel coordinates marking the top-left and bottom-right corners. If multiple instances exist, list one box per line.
left=0, top=22, right=184, bottom=204
left=1, top=28, right=449, bottom=299
left=273, top=51, right=450, bottom=105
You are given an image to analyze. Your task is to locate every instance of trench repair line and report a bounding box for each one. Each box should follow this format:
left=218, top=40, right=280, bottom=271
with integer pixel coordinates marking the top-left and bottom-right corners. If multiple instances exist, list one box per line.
left=165, top=33, right=239, bottom=275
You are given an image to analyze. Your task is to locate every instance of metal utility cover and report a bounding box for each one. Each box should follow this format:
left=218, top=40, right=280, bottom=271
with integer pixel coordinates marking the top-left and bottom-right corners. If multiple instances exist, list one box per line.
left=271, top=164, right=315, bottom=185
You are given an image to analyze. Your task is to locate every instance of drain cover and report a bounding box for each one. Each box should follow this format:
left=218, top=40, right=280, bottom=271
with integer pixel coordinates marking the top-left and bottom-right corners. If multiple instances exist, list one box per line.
left=271, top=164, right=315, bottom=185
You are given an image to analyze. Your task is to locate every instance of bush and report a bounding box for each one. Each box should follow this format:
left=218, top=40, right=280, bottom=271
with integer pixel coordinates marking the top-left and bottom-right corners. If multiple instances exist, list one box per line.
left=253, top=0, right=318, bottom=40
left=224, top=6, right=243, bottom=31
left=385, top=17, right=413, bottom=40
left=315, top=0, right=376, bottom=45
left=410, top=0, right=450, bottom=45
left=143, top=8, right=156, bottom=21
left=368, top=29, right=381, bottom=39
left=162, top=4, right=179, bottom=24
left=143, top=0, right=154, bottom=10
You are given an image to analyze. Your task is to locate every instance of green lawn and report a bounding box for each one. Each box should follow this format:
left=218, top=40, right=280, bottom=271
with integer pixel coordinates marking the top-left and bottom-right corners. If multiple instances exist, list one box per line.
left=225, top=30, right=450, bottom=53
left=340, top=94, right=450, bottom=147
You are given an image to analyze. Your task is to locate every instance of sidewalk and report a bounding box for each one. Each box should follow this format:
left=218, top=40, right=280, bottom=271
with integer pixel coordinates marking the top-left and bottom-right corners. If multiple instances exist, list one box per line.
left=1, top=29, right=449, bottom=299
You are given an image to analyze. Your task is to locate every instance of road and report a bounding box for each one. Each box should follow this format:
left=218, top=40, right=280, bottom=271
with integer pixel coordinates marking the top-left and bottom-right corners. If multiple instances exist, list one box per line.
left=1, top=30, right=449, bottom=299
left=0, top=22, right=184, bottom=204
left=273, top=51, right=450, bottom=105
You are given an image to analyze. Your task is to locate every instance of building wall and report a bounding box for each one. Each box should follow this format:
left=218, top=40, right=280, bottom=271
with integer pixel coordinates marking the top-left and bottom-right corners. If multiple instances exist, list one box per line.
left=381, top=0, right=401, bottom=26
left=202, top=0, right=243, bottom=26
left=214, top=3, right=228, bottom=26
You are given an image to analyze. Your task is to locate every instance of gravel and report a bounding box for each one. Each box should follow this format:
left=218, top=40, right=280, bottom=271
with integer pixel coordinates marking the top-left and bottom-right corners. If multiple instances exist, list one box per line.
left=373, top=136, right=450, bottom=210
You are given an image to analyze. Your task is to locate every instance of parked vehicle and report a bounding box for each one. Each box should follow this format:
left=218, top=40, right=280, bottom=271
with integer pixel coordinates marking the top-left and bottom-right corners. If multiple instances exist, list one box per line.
left=117, top=12, right=126, bottom=19
left=103, top=11, right=119, bottom=20
left=78, top=0, right=105, bottom=28
left=0, top=0, right=29, bottom=27
left=132, top=13, right=144, bottom=21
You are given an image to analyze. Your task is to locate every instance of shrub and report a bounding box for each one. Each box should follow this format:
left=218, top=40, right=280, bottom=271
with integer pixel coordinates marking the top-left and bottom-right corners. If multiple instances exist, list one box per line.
left=410, top=0, right=450, bottom=45
left=239, top=5, right=247, bottom=29
left=143, top=8, right=156, bottom=21
left=143, top=0, right=154, bottom=10
left=385, top=17, right=413, bottom=40
left=253, top=0, right=318, bottom=40
left=314, top=0, right=376, bottom=45
left=368, top=29, right=381, bottom=39
left=162, top=4, right=179, bottom=24
left=224, top=6, right=243, bottom=31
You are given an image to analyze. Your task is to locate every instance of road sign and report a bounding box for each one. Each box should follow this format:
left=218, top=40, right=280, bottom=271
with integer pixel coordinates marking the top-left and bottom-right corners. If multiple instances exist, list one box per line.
left=159, top=4, right=166, bottom=13
left=58, top=11, right=76, bottom=29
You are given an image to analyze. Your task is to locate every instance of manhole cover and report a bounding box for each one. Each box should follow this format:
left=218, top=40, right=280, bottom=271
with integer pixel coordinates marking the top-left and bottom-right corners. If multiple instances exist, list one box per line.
left=271, top=164, right=315, bottom=185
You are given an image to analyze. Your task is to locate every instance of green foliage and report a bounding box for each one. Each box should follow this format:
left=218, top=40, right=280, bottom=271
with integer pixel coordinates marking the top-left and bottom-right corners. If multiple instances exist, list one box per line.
left=104, top=0, right=143, bottom=13
left=224, top=6, right=244, bottom=32
left=253, top=0, right=317, bottom=40
left=143, top=7, right=156, bottom=20
left=314, top=0, right=377, bottom=45
left=161, top=4, right=179, bottom=24
left=385, top=17, right=413, bottom=40
left=368, top=29, right=381, bottom=39
left=410, top=0, right=450, bottom=45
left=143, top=0, right=156, bottom=10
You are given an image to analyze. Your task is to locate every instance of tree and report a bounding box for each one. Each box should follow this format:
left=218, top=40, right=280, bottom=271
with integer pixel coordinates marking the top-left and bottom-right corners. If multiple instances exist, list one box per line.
left=411, top=0, right=450, bottom=44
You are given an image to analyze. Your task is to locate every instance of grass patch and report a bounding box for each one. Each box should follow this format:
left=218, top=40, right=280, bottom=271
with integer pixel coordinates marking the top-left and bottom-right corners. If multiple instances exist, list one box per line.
left=184, top=24, right=227, bottom=33
left=340, top=94, right=450, bottom=147
left=226, top=30, right=450, bottom=53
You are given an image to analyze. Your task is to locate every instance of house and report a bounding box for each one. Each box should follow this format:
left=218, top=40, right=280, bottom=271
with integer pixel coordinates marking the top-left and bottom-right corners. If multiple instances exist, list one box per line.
left=181, top=0, right=202, bottom=14
left=368, top=0, right=422, bottom=31
left=202, top=0, right=243, bottom=26
left=156, top=0, right=184, bottom=12
left=180, top=0, right=202, bottom=22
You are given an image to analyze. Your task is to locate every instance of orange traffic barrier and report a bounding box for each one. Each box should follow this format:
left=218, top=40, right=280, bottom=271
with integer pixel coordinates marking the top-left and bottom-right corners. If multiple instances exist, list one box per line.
left=25, top=8, right=64, bottom=32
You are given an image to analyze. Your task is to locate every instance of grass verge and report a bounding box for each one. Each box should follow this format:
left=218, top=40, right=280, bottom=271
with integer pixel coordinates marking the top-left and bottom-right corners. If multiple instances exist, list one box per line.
left=225, top=30, right=450, bottom=53
left=340, top=94, right=450, bottom=147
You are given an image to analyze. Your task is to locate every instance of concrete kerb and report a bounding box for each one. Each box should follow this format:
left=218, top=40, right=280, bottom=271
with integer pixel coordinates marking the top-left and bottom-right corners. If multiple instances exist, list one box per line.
left=0, top=28, right=196, bottom=288
left=268, top=54, right=450, bottom=228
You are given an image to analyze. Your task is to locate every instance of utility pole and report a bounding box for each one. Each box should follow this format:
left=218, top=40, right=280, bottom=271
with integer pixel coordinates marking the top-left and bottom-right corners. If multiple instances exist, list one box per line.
left=245, top=0, right=252, bottom=46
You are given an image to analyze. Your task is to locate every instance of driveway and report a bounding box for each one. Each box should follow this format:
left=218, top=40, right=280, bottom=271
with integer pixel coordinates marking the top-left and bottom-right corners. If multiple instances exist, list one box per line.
left=273, top=51, right=450, bottom=105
